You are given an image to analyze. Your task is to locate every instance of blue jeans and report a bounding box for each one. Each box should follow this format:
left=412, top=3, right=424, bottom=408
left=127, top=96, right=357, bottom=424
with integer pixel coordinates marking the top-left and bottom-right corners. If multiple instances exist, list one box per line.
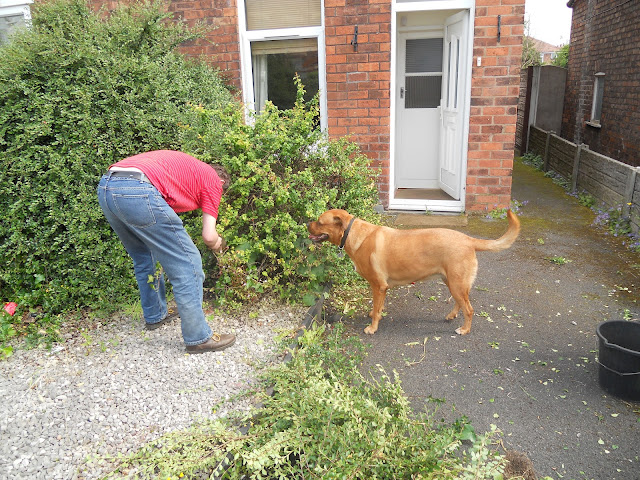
left=97, top=174, right=213, bottom=346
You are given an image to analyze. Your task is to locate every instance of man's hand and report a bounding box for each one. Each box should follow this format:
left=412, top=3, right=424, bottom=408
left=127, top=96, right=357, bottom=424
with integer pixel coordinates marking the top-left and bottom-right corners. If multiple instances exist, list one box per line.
left=212, top=236, right=227, bottom=253
left=202, top=212, right=225, bottom=252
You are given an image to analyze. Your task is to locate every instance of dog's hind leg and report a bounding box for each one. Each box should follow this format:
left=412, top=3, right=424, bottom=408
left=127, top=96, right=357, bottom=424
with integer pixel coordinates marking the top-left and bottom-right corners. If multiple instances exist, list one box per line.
left=364, top=282, right=388, bottom=334
left=447, top=284, right=474, bottom=335
left=445, top=299, right=461, bottom=321
left=443, top=259, right=477, bottom=335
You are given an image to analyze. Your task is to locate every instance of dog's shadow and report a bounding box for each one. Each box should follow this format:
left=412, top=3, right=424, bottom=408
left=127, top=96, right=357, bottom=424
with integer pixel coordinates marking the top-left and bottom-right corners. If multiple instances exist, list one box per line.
left=326, top=310, right=458, bottom=339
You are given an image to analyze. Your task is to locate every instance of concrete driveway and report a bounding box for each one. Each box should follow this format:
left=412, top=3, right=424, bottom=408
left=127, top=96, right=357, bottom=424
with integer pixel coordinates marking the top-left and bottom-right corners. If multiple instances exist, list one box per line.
left=342, top=159, right=640, bottom=480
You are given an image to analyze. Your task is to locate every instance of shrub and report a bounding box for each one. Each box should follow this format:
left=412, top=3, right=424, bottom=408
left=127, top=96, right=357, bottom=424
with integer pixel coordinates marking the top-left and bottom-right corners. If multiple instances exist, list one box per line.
left=521, top=152, right=543, bottom=170
left=0, top=0, right=380, bottom=347
left=552, top=44, right=570, bottom=69
left=106, top=323, right=507, bottom=479
left=593, top=206, right=633, bottom=238
left=180, top=78, right=381, bottom=306
left=0, top=0, right=233, bottom=320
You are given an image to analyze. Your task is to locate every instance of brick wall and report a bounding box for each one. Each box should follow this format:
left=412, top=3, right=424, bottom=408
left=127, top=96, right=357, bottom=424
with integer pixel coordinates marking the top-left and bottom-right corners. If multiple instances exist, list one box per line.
left=170, top=0, right=241, bottom=91
left=466, top=0, right=525, bottom=212
left=324, top=0, right=392, bottom=205
left=562, top=0, right=640, bottom=167
left=88, top=0, right=242, bottom=91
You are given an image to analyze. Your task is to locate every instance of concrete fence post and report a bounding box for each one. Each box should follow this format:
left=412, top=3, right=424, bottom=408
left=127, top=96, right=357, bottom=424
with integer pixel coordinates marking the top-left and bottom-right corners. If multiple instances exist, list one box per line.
left=543, top=130, right=554, bottom=172
left=622, top=167, right=638, bottom=220
left=571, top=143, right=587, bottom=192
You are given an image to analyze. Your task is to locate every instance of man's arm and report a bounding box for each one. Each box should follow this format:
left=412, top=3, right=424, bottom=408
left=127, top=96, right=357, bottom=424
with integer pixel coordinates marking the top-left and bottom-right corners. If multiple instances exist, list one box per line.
left=202, top=212, right=224, bottom=252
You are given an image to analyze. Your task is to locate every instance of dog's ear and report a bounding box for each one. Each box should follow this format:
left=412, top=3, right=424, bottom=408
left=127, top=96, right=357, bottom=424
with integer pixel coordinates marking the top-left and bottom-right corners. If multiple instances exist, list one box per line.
left=332, top=215, right=344, bottom=227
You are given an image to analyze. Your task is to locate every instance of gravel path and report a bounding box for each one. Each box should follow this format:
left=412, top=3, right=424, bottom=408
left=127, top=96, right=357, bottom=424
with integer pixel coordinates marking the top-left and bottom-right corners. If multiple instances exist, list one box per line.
left=0, top=302, right=304, bottom=479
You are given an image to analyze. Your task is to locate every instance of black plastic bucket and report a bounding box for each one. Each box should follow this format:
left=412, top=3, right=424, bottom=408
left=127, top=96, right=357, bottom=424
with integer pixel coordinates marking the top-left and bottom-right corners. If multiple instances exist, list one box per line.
left=596, top=321, right=640, bottom=401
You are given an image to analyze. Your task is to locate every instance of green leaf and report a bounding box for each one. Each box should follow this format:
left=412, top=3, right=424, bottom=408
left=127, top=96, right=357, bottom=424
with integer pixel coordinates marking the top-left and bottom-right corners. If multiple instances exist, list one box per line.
left=460, top=423, right=477, bottom=442
left=302, top=293, right=317, bottom=306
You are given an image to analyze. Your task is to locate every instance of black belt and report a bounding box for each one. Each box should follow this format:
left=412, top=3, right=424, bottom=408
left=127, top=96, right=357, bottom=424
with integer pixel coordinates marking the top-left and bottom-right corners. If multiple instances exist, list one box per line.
left=108, top=171, right=151, bottom=184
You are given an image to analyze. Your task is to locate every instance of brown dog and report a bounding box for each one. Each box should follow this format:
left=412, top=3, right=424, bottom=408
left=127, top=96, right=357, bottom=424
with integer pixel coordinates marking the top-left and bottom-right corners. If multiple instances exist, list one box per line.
left=308, top=209, right=520, bottom=335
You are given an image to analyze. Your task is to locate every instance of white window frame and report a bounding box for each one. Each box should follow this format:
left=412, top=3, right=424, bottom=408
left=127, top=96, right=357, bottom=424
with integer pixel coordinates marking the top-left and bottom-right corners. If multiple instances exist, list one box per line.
left=589, top=72, right=605, bottom=127
left=237, top=0, right=327, bottom=130
left=0, top=0, right=32, bottom=44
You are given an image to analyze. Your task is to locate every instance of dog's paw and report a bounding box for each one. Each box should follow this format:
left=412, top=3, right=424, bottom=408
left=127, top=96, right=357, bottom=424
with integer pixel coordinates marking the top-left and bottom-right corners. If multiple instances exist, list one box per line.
left=364, top=325, right=377, bottom=335
left=445, top=313, right=457, bottom=321
left=455, top=327, right=470, bottom=335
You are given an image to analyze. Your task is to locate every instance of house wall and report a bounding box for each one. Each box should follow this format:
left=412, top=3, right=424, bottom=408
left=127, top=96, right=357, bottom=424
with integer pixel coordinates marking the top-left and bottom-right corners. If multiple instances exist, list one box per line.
left=170, top=0, right=242, bottom=91
left=324, top=0, right=392, bottom=205
left=467, top=0, right=524, bottom=212
left=562, top=0, right=640, bottom=168
left=87, top=0, right=524, bottom=212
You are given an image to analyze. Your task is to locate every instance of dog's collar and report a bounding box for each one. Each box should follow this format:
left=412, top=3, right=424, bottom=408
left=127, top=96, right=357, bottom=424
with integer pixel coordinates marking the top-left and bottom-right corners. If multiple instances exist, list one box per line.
left=339, top=217, right=356, bottom=249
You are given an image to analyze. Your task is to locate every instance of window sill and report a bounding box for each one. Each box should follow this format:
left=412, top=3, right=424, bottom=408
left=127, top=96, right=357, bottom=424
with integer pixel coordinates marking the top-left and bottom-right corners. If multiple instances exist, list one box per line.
left=585, top=121, right=602, bottom=129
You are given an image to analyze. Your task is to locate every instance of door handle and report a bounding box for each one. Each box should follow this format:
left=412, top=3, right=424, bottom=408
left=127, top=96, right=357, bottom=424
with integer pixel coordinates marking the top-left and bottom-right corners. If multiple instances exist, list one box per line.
left=400, top=87, right=404, bottom=99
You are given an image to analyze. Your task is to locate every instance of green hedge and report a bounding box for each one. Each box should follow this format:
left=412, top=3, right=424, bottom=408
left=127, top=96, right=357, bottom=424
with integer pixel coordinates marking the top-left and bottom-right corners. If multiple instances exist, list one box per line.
left=0, top=0, right=233, bottom=317
left=0, top=0, right=380, bottom=339
left=180, top=79, right=380, bottom=306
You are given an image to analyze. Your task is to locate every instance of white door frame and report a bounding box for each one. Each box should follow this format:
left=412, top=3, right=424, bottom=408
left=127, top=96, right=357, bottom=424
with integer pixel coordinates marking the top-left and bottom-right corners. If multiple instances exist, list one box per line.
left=389, top=0, right=475, bottom=212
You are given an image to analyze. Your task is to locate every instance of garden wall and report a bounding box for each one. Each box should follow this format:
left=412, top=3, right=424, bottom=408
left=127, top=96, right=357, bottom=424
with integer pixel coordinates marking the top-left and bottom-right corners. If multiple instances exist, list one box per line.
left=528, top=125, right=640, bottom=233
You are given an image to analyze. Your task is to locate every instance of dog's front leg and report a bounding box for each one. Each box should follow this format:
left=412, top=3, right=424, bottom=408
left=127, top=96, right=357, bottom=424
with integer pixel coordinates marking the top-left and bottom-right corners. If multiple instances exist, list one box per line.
left=364, top=283, right=387, bottom=334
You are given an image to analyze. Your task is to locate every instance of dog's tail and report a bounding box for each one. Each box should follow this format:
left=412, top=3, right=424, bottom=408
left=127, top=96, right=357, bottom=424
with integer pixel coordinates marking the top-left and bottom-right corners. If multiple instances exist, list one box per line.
left=473, top=209, right=521, bottom=252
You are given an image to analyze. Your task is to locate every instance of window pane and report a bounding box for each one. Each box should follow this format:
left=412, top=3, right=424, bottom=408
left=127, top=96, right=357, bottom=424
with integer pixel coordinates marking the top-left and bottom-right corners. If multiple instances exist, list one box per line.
left=252, top=40, right=319, bottom=111
left=446, top=40, right=452, bottom=107
left=454, top=38, right=460, bottom=109
left=406, top=38, right=443, bottom=73
left=246, top=0, right=321, bottom=30
left=405, top=76, right=441, bottom=109
left=591, top=75, right=604, bottom=123
left=0, top=14, right=26, bottom=45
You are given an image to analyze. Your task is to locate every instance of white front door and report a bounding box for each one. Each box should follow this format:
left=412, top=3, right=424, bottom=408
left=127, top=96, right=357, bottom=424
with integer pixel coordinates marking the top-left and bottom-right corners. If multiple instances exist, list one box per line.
left=439, top=11, right=469, bottom=200
left=395, top=32, right=443, bottom=189
left=390, top=8, right=471, bottom=212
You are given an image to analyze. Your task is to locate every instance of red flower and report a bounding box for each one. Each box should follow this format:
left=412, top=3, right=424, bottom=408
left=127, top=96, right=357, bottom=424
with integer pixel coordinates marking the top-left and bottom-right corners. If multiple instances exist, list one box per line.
left=3, top=302, right=17, bottom=316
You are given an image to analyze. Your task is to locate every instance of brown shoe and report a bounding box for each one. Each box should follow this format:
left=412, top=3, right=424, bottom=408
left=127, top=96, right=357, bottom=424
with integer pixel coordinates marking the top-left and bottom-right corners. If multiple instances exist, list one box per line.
left=186, top=333, right=236, bottom=354
left=145, top=308, right=180, bottom=331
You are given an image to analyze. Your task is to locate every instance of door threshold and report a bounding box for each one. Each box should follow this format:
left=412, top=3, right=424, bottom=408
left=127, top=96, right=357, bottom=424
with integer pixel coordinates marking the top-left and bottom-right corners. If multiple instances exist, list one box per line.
left=394, top=188, right=455, bottom=201
left=390, top=188, right=463, bottom=213
left=388, top=199, right=464, bottom=213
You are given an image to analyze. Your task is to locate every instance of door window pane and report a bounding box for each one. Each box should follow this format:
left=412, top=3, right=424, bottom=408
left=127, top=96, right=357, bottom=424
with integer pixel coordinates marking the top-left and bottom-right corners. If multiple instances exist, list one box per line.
left=405, top=76, right=441, bottom=109
left=404, top=37, right=443, bottom=109
left=406, top=38, right=443, bottom=73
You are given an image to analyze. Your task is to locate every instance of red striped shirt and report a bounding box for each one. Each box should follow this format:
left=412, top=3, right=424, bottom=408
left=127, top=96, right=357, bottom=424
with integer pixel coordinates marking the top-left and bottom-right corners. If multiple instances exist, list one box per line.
left=110, top=150, right=223, bottom=218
